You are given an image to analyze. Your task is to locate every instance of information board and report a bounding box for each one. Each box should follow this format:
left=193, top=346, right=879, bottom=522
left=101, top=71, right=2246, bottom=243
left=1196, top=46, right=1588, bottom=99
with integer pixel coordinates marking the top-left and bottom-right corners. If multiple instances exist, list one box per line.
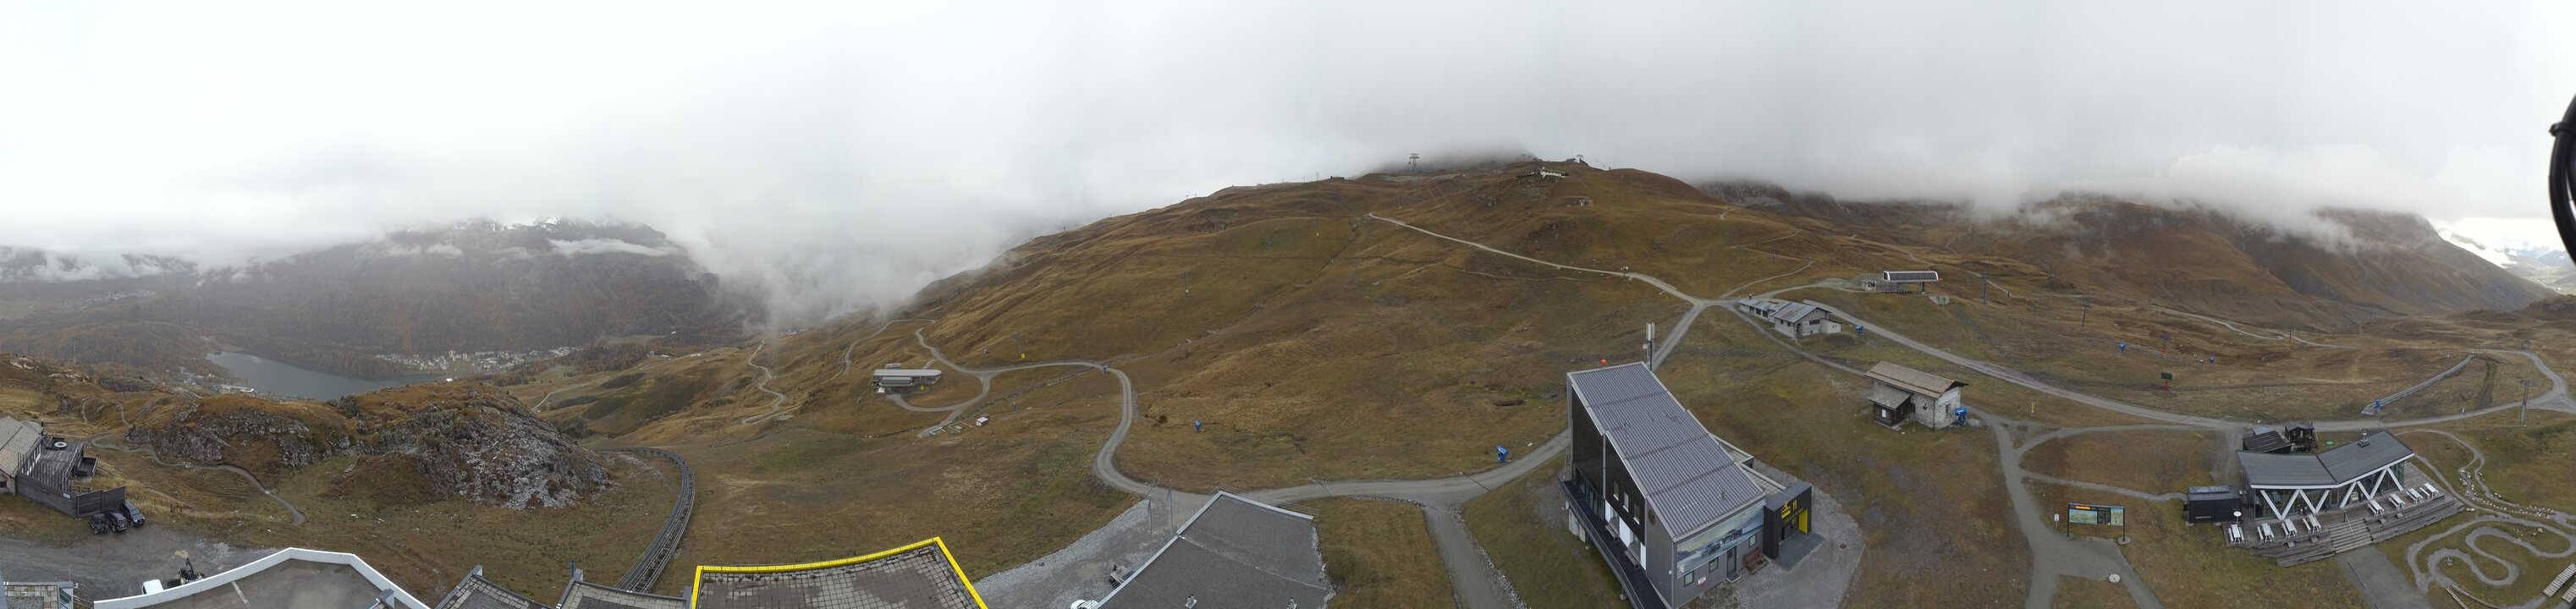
left=2067, top=503, right=2127, bottom=526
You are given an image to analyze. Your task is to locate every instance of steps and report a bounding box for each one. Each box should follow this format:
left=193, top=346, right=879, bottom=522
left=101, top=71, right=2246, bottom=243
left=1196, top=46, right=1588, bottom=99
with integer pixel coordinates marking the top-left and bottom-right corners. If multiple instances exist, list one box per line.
left=2241, top=490, right=2464, bottom=567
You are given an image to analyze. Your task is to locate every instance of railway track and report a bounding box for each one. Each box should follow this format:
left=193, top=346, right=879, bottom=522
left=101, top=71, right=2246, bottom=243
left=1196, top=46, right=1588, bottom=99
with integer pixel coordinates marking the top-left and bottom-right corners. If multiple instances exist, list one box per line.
left=607, top=447, right=696, bottom=592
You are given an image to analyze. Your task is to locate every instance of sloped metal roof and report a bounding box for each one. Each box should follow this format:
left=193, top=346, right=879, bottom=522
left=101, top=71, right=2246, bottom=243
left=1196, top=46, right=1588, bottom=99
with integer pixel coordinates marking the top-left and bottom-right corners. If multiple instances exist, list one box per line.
left=1569, top=363, right=1770, bottom=540
left=1865, top=362, right=1965, bottom=397
left=434, top=571, right=547, bottom=609
left=0, top=417, right=40, bottom=477
left=1866, top=384, right=1913, bottom=409
left=2320, top=432, right=2415, bottom=480
left=1096, top=492, right=1330, bottom=609
left=1765, top=301, right=1828, bottom=324
left=2237, top=431, right=2414, bottom=488
left=557, top=579, right=685, bottom=609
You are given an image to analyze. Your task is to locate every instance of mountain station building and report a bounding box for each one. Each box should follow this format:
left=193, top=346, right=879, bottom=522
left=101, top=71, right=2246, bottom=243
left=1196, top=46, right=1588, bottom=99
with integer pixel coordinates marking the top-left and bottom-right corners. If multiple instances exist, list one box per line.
left=1561, top=363, right=1816, bottom=609
left=2237, top=431, right=2422, bottom=518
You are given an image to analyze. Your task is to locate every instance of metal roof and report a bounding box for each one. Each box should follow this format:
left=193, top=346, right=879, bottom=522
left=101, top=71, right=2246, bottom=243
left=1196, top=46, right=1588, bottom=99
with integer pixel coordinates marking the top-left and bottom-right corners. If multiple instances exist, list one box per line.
left=1865, top=362, right=1965, bottom=398
left=1568, top=363, right=1770, bottom=540
left=1095, top=492, right=1330, bottom=609
left=871, top=369, right=943, bottom=377
left=2320, top=432, right=2415, bottom=480
left=1882, top=271, right=1940, bottom=283
left=433, top=571, right=547, bottom=609
left=2237, top=431, right=2414, bottom=488
left=690, top=539, right=984, bottom=609
left=1865, top=384, right=1913, bottom=409
left=93, top=548, right=432, bottom=609
left=556, top=579, right=684, bottom=609
left=1764, top=301, right=1828, bottom=324
left=0, top=417, right=40, bottom=477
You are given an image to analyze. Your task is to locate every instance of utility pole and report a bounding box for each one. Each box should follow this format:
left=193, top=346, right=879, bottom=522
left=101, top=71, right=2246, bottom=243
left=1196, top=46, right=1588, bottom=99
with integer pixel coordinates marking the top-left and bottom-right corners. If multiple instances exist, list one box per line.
left=1643, top=322, right=1656, bottom=365
left=2521, top=377, right=2535, bottom=425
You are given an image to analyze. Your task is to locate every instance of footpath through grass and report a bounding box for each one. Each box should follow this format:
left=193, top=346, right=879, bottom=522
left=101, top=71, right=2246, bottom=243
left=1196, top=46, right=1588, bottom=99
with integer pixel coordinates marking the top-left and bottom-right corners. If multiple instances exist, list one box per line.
left=1461, top=455, right=1624, bottom=609
left=1308, top=497, right=1456, bottom=608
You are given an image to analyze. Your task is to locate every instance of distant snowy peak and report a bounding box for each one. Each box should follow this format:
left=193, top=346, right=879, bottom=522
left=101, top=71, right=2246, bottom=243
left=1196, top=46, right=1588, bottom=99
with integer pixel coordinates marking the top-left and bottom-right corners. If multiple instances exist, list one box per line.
left=2436, top=229, right=2514, bottom=266
left=0, top=247, right=196, bottom=283
left=2, top=218, right=693, bottom=285
left=2439, top=231, right=2576, bottom=294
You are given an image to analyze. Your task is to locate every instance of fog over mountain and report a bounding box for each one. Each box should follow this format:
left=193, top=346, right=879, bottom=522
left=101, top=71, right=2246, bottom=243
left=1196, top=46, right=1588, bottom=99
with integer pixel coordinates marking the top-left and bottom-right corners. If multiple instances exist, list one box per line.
left=3, top=0, right=2571, bottom=324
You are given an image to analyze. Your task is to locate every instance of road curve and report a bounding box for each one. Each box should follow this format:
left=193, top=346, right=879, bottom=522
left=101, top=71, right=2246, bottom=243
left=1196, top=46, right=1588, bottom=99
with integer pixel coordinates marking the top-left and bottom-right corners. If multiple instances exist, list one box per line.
left=734, top=342, right=795, bottom=425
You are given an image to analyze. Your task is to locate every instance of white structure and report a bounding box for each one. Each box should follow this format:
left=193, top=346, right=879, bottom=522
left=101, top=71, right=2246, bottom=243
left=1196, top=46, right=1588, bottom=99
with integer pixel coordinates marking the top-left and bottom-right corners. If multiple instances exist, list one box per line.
left=2237, top=431, right=2423, bottom=518
left=871, top=368, right=944, bottom=391
left=96, top=548, right=430, bottom=609
left=1864, top=362, right=1967, bottom=428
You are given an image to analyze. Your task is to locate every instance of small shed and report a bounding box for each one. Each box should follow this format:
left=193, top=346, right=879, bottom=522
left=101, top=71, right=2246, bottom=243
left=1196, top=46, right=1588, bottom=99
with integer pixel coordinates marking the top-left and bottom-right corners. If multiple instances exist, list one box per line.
left=2186, top=486, right=2243, bottom=523
left=1864, top=362, right=1967, bottom=428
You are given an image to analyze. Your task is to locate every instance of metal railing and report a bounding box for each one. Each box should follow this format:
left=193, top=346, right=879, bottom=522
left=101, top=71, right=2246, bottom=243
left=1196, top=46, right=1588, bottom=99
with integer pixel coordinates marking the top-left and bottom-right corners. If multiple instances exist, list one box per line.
left=607, top=447, right=696, bottom=592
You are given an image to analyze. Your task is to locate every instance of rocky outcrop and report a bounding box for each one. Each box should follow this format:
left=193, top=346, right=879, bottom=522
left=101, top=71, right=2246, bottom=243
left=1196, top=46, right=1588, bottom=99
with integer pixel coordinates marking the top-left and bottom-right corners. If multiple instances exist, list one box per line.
left=351, top=384, right=611, bottom=509
left=124, top=395, right=350, bottom=477
left=124, top=382, right=610, bottom=509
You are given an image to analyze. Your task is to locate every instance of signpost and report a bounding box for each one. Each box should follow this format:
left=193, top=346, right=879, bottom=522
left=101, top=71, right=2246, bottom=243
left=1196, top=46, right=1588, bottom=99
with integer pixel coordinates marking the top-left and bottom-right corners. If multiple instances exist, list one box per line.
left=2067, top=503, right=2127, bottom=527
left=2160, top=371, right=2173, bottom=392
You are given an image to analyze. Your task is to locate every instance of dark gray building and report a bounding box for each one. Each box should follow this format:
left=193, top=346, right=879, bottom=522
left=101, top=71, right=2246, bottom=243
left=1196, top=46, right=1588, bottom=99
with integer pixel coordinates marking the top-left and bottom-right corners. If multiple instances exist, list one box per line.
left=0, top=416, right=124, bottom=519
left=1563, top=363, right=1810, bottom=609
left=1091, top=491, right=1331, bottom=609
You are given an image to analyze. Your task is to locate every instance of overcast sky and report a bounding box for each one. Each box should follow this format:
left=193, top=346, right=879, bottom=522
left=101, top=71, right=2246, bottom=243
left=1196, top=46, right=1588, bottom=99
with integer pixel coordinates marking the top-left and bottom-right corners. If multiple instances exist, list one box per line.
left=3, top=1, right=2571, bottom=321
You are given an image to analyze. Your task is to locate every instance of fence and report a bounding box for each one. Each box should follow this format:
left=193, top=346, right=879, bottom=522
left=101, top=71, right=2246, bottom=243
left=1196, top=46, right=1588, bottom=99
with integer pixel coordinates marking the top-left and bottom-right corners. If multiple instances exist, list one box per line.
left=2361, top=355, right=2475, bottom=416
left=607, top=447, right=696, bottom=592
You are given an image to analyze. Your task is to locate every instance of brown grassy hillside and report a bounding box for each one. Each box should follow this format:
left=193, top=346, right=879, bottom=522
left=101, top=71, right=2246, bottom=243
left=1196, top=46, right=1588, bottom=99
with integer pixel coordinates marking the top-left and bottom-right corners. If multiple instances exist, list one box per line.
left=1709, top=183, right=2553, bottom=329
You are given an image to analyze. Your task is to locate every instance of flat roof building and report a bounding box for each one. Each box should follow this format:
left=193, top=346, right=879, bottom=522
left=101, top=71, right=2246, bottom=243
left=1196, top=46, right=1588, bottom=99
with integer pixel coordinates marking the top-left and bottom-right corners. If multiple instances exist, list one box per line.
left=1562, top=363, right=1810, bottom=609
left=1864, top=362, right=1967, bottom=429
left=2237, top=431, right=2419, bottom=517
left=872, top=369, right=944, bottom=391
left=689, top=538, right=985, bottom=609
left=94, top=548, right=431, bottom=609
left=1089, top=491, right=1332, bottom=609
